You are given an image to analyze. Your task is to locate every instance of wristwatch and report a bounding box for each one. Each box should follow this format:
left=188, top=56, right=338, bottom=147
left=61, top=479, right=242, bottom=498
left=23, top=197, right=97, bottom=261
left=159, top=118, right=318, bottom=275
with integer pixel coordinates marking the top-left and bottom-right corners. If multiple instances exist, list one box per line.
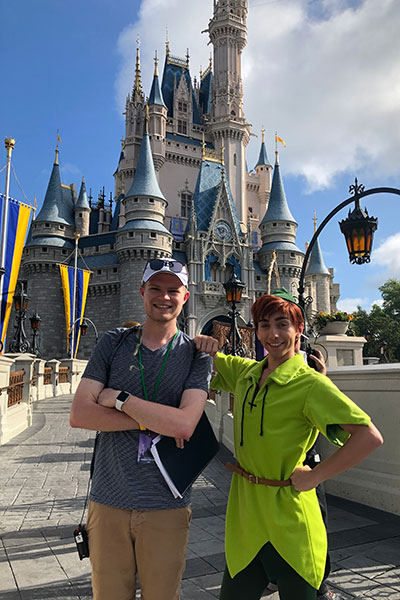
left=115, top=390, right=130, bottom=412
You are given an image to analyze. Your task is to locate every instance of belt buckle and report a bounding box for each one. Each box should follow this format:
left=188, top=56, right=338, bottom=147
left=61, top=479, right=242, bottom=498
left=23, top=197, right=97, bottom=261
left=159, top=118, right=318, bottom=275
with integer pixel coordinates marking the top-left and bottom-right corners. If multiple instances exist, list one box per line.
left=248, top=474, right=259, bottom=484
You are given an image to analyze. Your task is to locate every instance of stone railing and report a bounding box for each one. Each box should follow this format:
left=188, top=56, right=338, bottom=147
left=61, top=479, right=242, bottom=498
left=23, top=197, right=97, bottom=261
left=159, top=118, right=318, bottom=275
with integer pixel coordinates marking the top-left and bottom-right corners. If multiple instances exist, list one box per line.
left=205, top=363, right=400, bottom=516
left=0, top=354, right=87, bottom=445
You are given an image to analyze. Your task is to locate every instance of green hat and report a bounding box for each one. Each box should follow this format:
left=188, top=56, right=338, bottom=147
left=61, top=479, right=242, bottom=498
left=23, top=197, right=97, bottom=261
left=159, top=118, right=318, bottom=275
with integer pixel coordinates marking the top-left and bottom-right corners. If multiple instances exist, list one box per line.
left=272, top=286, right=305, bottom=320
left=272, top=286, right=298, bottom=304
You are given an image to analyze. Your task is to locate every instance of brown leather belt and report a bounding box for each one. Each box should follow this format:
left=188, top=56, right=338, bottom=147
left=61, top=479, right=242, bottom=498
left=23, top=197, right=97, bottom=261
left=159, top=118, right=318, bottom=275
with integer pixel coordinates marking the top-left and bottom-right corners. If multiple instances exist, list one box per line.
left=226, top=462, right=292, bottom=487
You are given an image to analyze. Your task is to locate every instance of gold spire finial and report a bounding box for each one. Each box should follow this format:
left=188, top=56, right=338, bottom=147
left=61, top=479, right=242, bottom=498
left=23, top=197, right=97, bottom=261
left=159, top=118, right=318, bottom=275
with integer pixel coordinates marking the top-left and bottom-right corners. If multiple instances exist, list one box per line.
left=166, top=26, right=170, bottom=58
left=261, top=126, right=265, bottom=144
left=209, top=52, right=212, bottom=70
left=221, top=142, right=225, bottom=166
left=313, top=210, right=317, bottom=233
left=154, top=50, right=159, bottom=76
left=186, top=48, right=190, bottom=67
left=132, top=37, right=144, bottom=102
left=82, top=176, right=85, bottom=184
left=54, top=147, right=59, bottom=165
left=5, top=137, right=15, bottom=160
left=275, top=149, right=279, bottom=165
left=145, top=105, right=149, bottom=134
left=202, top=131, right=206, bottom=160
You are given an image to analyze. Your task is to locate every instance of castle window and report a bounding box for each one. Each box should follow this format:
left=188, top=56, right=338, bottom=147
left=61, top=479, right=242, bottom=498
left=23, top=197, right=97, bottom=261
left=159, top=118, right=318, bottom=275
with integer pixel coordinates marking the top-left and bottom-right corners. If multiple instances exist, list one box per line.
left=177, top=120, right=187, bottom=135
left=233, top=153, right=237, bottom=166
left=178, top=101, right=188, bottom=113
left=150, top=232, right=156, bottom=239
left=59, top=225, right=65, bottom=230
left=256, top=275, right=261, bottom=281
left=95, top=246, right=99, bottom=252
left=180, top=192, right=192, bottom=218
left=272, top=223, right=277, bottom=227
left=149, top=198, right=155, bottom=204
left=286, top=223, right=290, bottom=227
left=133, top=198, right=139, bottom=203
left=45, top=223, right=50, bottom=228
left=97, top=269, right=102, bottom=275
left=290, top=252, right=295, bottom=258
left=113, top=267, right=118, bottom=273
left=41, top=247, right=48, bottom=252
left=79, top=212, right=83, bottom=217
left=128, top=232, right=134, bottom=237
left=62, top=249, right=67, bottom=255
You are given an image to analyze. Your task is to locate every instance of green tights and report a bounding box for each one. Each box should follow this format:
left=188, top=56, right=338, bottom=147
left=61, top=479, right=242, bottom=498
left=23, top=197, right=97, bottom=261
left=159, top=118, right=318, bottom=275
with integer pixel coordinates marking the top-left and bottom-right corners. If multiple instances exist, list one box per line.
left=219, top=542, right=317, bottom=600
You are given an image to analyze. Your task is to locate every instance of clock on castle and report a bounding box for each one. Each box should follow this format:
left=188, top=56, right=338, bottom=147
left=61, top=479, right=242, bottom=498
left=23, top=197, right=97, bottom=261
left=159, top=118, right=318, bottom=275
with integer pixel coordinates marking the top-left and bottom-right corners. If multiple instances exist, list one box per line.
left=20, top=0, right=340, bottom=359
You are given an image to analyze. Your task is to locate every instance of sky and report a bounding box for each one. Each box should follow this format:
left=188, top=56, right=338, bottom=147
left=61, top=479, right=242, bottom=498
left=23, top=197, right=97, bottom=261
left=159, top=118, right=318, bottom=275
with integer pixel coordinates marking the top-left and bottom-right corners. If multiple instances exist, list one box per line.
left=1, top=0, right=400, bottom=313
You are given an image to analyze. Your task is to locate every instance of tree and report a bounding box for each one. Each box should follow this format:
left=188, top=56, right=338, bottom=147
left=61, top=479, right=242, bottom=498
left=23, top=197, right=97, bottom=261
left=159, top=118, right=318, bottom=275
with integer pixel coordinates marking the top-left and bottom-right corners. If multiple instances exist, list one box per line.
left=380, top=278, right=400, bottom=321
left=352, top=279, right=400, bottom=362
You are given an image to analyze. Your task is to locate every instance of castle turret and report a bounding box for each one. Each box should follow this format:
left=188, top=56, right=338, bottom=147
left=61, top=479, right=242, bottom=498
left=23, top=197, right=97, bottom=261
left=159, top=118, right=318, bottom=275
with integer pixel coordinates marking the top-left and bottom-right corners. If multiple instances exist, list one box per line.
left=115, top=121, right=173, bottom=323
left=75, top=177, right=90, bottom=236
left=305, top=212, right=331, bottom=314
left=254, top=128, right=272, bottom=206
left=258, top=150, right=303, bottom=294
left=148, top=52, right=167, bottom=171
left=21, top=148, right=76, bottom=357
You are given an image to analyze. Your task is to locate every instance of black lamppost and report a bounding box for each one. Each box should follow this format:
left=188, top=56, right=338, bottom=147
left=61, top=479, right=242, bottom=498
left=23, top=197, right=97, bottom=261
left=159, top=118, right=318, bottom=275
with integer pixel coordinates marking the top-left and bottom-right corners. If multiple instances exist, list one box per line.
left=29, top=312, right=41, bottom=356
left=223, top=272, right=246, bottom=356
left=8, top=281, right=31, bottom=353
left=79, top=317, right=99, bottom=345
left=69, top=317, right=99, bottom=357
left=298, top=179, right=400, bottom=340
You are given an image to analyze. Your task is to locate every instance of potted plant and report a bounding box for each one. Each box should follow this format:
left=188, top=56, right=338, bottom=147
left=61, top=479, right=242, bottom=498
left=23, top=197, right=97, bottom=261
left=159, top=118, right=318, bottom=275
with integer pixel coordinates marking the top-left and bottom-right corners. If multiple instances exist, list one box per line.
left=312, top=311, right=354, bottom=335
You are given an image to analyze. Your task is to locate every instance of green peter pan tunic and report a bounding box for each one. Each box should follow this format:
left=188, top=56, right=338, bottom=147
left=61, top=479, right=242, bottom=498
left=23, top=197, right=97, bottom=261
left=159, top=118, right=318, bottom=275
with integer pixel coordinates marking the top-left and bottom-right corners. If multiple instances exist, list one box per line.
left=211, top=352, right=371, bottom=590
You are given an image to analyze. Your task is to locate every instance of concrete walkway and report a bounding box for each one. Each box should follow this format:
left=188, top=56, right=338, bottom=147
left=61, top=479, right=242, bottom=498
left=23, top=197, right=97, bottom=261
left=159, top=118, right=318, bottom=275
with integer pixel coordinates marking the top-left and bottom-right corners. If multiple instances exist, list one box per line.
left=1, top=395, right=400, bottom=599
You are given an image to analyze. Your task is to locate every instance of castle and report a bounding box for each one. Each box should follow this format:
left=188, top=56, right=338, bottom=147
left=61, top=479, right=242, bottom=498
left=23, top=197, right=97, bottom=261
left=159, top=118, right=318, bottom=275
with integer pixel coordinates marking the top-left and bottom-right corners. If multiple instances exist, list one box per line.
left=20, top=0, right=339, bottom=359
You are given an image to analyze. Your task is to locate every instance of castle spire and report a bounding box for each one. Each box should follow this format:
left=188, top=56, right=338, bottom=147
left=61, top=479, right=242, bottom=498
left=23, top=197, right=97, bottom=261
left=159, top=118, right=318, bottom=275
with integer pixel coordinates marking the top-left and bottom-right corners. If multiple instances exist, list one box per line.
left=148, top=51, right=167, bottom=108
left=125, top=131, right=166, bottom=201
left=132, top=39, right=144, bottom=104
left=307, top=212, right=330, bottom=275
left=255, top=127, right=270, bottom=168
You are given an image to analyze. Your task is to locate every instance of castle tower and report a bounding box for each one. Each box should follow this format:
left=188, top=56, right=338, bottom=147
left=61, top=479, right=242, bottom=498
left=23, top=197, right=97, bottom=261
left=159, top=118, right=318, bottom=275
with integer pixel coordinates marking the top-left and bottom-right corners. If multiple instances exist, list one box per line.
left=207, top=0, right=251, bottom=224
left=305, top=212, right=331, bottom=314
left=115, top=43, right=146, bottom=198
left=21, top=148, right=76, bottom=357
left=75, top=177, right=90, bottom=236
left=148, top=51, right=168, bottom=171
left=254, top=128, right=272, bottom=206
left=258, top=150, right=303, bottom=296
left=115, top=123, right=173, bottom=324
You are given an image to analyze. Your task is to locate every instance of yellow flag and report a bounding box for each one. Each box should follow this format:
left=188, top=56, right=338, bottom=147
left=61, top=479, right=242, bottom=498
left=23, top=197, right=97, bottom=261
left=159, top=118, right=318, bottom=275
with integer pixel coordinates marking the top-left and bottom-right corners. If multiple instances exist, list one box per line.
left=275, top=135, right=286, bottom=147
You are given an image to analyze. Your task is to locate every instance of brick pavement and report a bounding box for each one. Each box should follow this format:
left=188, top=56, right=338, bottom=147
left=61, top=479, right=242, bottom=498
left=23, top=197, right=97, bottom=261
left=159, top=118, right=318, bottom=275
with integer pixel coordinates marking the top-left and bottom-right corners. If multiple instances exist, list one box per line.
left=1, top=395, right=400, bottom=599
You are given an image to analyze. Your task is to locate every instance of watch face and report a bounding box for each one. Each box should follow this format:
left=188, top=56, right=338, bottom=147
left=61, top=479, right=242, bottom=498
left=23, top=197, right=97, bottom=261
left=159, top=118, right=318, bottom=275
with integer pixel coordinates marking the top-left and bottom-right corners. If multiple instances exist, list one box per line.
left=214, top=220, right=232, bottom=241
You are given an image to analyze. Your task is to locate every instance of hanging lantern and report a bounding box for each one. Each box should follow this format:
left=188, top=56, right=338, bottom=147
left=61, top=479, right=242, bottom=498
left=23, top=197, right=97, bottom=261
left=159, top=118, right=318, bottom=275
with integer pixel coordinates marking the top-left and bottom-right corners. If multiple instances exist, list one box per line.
left=339, top=199, right=378, bottom=265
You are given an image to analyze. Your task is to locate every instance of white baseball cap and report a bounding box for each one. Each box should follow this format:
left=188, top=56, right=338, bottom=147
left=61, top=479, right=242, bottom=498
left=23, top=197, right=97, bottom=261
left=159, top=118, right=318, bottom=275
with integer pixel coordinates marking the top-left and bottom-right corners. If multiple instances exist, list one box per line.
left=141, top=259, right=189, bottom=288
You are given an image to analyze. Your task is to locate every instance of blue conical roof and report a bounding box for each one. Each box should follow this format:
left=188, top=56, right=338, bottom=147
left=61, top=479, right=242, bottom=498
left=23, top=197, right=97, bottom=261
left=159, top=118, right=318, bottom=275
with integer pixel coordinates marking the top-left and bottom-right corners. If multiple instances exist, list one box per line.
left=125, top=134, right=166, bottom=201
left=261, top=162, right=296, bottom=225
left=36, top=154, right=75, bottom=225
left=306, top=238, right=330, bottom=275
left=76, top=178, right=90, bottom=210
left=255, top=142, right=270, bottom=168
left=148, top=73, right=166, bottom=108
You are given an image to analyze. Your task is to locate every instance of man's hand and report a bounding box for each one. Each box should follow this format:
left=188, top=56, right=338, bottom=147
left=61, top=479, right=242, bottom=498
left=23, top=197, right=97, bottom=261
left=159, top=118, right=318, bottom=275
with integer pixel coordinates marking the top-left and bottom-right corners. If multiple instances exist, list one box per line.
left=308, top=349, right=327, bottom=376
left=290, top=465, right=318, bottom=492
left=97, top=388, right=120, bottom=409
left=194, top=335, right=219, bottom=357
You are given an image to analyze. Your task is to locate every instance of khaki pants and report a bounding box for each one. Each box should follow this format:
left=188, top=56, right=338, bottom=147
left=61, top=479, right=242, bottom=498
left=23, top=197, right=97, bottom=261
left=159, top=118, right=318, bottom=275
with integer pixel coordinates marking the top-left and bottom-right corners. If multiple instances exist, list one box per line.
left=86, top=500, right=192, bottom=600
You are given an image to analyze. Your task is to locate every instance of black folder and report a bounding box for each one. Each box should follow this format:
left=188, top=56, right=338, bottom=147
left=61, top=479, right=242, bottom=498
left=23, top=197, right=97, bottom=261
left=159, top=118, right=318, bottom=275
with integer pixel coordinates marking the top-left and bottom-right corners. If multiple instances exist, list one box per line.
left=151, top=412, right=220, bottom=498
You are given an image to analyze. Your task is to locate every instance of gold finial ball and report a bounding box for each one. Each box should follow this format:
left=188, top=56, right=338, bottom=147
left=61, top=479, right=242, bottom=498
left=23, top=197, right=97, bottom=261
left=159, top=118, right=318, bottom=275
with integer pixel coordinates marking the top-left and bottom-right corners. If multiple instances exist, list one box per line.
left=5, top=137, right=16, bottom=150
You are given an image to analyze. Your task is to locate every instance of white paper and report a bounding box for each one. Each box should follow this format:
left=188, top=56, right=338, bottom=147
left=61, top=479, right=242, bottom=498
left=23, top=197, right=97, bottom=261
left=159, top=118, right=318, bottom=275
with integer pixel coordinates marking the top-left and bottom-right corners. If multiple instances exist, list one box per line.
left=150, top=436, right=183, bottom=499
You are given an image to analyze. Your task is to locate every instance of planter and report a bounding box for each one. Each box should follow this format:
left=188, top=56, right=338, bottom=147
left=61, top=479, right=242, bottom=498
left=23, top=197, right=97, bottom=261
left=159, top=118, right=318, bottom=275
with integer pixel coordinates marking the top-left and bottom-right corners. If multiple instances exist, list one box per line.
left=319, top=321, right=349, bottom=335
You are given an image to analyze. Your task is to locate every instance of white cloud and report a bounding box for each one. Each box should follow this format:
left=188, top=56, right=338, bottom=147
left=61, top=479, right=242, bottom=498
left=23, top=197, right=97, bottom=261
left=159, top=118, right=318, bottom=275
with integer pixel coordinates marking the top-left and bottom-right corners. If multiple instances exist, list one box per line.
left=115, top=0, right=400, bottom=191
left=373, top=232, right=400, bottom=278
left=337, top=297, right=369, bottom=312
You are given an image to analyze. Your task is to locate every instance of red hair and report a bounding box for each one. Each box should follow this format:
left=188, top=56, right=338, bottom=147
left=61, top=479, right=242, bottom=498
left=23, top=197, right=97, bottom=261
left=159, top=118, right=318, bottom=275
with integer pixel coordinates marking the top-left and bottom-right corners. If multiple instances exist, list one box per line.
left=251, top=295, right=304, bottom=331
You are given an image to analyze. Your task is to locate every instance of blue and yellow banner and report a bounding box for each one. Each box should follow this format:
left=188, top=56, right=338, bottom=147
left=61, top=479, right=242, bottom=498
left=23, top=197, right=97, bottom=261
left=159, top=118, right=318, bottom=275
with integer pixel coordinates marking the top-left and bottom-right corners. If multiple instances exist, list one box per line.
left=59, top=264, right=91, bottom=358
left=0, top=194, right=33, bottom=350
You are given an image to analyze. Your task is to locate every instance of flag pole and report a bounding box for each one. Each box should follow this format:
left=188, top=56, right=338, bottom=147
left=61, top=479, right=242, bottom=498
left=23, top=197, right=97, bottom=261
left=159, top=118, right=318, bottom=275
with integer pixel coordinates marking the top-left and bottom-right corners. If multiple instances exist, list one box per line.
left=1, top=137, right=15, bottom=279
left=70, top=233, right=80, bottom=359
